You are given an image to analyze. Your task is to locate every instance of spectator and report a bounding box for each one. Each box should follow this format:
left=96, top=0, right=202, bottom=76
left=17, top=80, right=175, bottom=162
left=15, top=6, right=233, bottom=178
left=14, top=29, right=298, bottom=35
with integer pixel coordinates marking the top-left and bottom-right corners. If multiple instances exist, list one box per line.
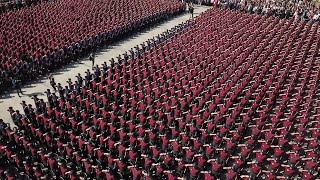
left=220, top=0, right=320, bottom=22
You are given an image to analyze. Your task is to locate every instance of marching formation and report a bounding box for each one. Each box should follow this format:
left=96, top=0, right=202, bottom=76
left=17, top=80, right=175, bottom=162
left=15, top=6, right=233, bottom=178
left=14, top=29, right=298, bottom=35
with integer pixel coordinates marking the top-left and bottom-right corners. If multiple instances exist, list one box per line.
left=0, top=0, right=185, bottom=94
left=1, top=8, right=319, bottom=179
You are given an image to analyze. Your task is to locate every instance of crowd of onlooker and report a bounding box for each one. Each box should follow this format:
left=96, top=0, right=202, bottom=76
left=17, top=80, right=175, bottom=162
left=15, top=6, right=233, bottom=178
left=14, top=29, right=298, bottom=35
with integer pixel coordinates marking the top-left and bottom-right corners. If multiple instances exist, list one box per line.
left=185, top=0, right=320, bottom=22
left=219, top=0, right=320, bottom=22
left=0, top=0, right=47, bottom=14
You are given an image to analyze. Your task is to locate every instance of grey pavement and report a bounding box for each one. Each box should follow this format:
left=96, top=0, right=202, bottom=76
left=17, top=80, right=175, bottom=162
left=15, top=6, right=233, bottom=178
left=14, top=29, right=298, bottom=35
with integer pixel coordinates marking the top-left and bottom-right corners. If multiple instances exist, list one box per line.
left=0, top=5, right=212, bottom=126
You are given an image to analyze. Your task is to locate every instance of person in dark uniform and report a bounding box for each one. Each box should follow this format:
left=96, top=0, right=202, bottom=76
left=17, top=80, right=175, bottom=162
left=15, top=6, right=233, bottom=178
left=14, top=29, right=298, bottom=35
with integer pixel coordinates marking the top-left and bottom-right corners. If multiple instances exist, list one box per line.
left=89, top=53, right=95, bottom=69
left=189, top=3, right=194, bottom=18
left=48, top=73, right=57, bottom=92
left=12, top=77, right=23, bottom=97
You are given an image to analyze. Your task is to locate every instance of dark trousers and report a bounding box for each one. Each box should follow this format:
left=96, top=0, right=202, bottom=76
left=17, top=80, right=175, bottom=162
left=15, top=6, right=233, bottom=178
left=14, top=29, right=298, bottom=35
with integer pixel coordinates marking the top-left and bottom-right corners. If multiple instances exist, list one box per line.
left=16, top=86, right=23, bottom=96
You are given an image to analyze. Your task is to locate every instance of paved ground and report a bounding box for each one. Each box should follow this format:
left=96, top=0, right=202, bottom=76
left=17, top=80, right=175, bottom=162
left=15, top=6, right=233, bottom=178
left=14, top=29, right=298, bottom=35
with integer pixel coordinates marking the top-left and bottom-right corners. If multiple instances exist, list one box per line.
left=0, top=5, right=212, bottom=126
